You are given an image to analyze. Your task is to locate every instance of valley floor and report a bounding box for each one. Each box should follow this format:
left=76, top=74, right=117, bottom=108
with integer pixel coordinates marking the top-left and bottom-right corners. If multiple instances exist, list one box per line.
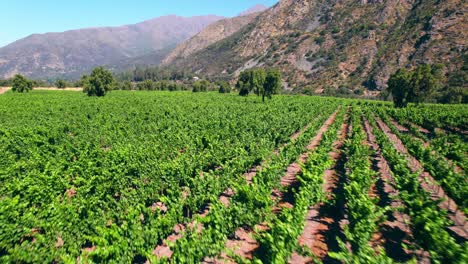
left=0, top=91, right=466, bottom=263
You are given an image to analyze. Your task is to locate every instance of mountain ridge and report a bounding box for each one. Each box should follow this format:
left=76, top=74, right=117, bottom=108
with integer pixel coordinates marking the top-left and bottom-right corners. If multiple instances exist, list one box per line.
left=168, top=0, right=466, bottom=93
left=0, top=14, right=225, bottom=79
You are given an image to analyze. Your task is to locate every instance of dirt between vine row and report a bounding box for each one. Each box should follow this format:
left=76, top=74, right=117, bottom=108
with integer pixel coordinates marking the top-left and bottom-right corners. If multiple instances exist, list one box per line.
left=150, top=114, right=326, bottom=260
left=390, top=117, right=464, bottom=174
left=287, top=110, right=351, bottom=264
left=375, top=117, right=468, bottom=241
left=363, top=119, right=430, bottom=263
left=202, top=109, right=342, bottom=264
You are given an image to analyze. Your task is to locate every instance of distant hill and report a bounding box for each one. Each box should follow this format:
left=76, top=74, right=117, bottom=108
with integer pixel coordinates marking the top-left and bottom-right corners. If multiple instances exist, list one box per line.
left=0, top=15, right=224, bottom=79
left=168, top=0, right=467, bottom=93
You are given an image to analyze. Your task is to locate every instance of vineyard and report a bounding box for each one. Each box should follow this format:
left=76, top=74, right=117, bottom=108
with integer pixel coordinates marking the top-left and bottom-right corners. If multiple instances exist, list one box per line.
left=0, top=91, right=467, bottom=263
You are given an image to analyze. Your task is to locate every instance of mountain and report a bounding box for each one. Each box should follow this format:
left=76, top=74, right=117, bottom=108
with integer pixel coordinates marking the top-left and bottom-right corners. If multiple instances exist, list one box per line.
left=168, top=0, right=466, bottom=93
left=0, top=15, right=224, bottom=79
left=162, top=6, right=268, bottom=65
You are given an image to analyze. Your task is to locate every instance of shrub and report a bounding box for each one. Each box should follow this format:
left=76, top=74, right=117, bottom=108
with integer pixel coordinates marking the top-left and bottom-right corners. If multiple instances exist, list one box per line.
left=84, top=67, right=114, bottom=97
left=218, top=81, right=231, bottom=93
left=55, top=80, right=67, bottom=89
left=12, top=74, right=33, bottom=93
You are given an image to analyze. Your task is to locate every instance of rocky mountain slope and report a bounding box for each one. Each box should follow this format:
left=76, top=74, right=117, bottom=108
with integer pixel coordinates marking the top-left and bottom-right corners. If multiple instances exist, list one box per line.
left=162, top=5, right=268, bottom=65
left=0, top=15, right=223, bottom=79
left=169, top=0, right=467, bottom=93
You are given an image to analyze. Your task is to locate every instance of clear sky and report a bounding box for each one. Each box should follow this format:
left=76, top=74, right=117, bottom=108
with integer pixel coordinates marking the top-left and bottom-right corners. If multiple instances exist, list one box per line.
left=0, top=0, right=278, bottom=48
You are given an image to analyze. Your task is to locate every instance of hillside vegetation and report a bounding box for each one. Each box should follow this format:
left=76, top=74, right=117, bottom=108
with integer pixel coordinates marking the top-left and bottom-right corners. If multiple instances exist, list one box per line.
left=169, top=0, right=466, bottom=95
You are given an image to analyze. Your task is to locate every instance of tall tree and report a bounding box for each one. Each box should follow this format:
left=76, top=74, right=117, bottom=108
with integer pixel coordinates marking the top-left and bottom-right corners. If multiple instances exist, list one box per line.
left=84, top=67, right=114, bottom=97
left=409, top=64, right=444, bottom=103
left=237, top=70, right=252, bottom=96
left=263, top=69, right=282, bottom=102
left=388, top=68, right=412, bottom=108
left=252, top=68, right=266, bottom=96
left=388, top=64, right=444, bottom=107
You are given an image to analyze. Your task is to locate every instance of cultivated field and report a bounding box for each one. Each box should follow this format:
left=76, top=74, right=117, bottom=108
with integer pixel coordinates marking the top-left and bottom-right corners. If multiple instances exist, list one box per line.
left=0, top=91, right=466, bottom=263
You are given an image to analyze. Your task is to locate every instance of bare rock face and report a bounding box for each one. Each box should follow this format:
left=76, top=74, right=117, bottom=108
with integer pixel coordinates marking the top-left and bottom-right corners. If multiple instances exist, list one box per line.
left=0, top=15, right=224, bottom=79
left=170, top=0, right=466, bottom=93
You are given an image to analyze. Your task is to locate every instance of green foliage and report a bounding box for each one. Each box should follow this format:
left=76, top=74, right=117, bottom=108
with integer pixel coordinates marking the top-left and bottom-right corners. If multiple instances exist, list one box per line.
left=83, top=67, right=114, bottom=97
left=217, top=81, right=231, bottom=93
left=388, top=64, right=445, bottom=107
left=366, top=109, right=467, bottom=263
left=236, top=68, right=266, bottom=96
left=255, top=107, right=345, bottom=263
left=73, top=74, right=89, bottom=88
left=136, top=79, right=156, bottom=91
left=192, top=80, right=211, bottom=92
left=117, top=66, right=195, bottom=82
left=236, top=68, right=282, bottom=101
left=55, top=79, right=68, bottom=89
left=388, top=68, right=413, bottom=108
left=11, top=74, right=33, bottom=93
left=0, top=79, right=12, bottom=87
left=0, top=91, right=339, bottom=262
left=134, top=80, right=187, bottom=92
left=120, top=80, right=133, bottom=91
left=439, top=87, right=468, bottom=104
left=263, top=69, right=282, bottom=102
left=0, top=91, right=466, bottom=263
left=330, top=107, right=392, bottom=263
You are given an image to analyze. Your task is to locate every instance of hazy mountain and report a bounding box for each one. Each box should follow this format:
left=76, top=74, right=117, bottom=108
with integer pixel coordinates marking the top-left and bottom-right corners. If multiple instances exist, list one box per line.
left=169, top=0, right=466, bottom=93
left=0, top=15, right=224, bottom=79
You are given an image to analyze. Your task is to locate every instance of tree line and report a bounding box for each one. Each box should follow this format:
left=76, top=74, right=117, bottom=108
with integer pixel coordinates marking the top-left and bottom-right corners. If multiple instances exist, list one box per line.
left=8, top=67, right=281, bottom=100
left=236, top=68, right=282, bottom=102
left=388, top=64, right=467, bottom=107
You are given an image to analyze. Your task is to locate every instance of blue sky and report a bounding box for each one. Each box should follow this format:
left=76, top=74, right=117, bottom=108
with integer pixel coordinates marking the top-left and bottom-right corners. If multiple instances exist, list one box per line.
left=0, top=0, right=278, bottom=48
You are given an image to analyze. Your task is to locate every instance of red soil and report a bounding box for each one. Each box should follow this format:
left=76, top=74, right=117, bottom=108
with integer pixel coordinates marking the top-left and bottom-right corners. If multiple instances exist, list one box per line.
left=363, top=119, right=430, bottom=263
left=152, top=115, right=324, bottom=260
left=289, top=109, right=350, bottom=263
left=376, top=117, right=467, bottom=240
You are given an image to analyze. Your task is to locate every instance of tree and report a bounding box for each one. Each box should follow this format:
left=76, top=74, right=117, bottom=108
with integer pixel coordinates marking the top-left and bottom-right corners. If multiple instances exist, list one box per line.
left=192, top=80, right=209, bottom=92
left=440, top=87, right=468, bottom=104
left=137, top=80, right=155, bottom=91
left=55, top=79, right=67, bottom=89
left=114, top=80, right=133, bottom=90
left=251, top=69, right=266, bottom=96
left=263, top=69, right=282, bottom=102
left=236, top=71, right=251, bottom=96
left=409, top=64, right=443, bottom=103
left=122, top=80, right=133, bottom=90
left=388, top=64, right=445, bottom=107
left=236, top=69, right=266, bottom=96
left=388, top=68, right=412, bottom=108
left=218, top=81, right=231, bottom=93
left=75, top=74, right=89, bottom=88
left=84, top=67, right=114, bottom=97
left=11, top=74, right=33, bottom=93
